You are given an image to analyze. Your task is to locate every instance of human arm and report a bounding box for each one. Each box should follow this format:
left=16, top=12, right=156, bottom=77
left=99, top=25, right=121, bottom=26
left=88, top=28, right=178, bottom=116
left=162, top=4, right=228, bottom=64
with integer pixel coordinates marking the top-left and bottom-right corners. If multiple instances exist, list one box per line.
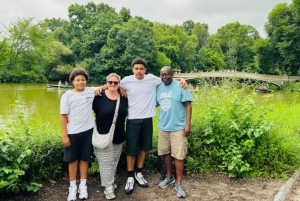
left=175, top=78, right=188, bottom=89
left=119, top=87, right=127, bottom=98
left=184, top=101, right=192, bottom=137
left=94, top=85, right=127, bottom=97
left=61, top=114, right=70, bottom=148
left=94, top=85, right=108, bottom=96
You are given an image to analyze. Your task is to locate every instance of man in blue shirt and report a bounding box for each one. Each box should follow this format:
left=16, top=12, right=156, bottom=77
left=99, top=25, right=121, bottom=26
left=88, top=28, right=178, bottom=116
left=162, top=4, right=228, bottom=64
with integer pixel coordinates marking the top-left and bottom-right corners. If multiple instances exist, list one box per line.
left=156, top=66, right=193, bottom=198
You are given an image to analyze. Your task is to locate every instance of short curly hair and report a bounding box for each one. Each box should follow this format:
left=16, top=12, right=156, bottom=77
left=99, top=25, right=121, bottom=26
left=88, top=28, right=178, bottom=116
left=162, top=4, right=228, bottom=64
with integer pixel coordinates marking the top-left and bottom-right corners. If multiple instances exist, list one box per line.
left=131, top=58, right=147, bottom=68
left=69, top=68, right=89, bottom=82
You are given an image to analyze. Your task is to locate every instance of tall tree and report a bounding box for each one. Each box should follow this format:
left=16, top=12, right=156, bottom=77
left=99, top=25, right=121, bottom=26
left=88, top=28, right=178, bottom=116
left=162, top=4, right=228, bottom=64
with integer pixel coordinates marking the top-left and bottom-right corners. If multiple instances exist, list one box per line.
left=266, top=1, right=300, bottom=75
left=88, top=18, right=158, bottom=83
left=215, top=22, right=260, bottom=71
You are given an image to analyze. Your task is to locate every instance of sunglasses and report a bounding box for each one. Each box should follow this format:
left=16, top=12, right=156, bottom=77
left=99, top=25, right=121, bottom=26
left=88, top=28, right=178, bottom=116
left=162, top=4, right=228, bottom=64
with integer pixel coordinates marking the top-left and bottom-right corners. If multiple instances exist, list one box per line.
left=107, top=81, right=119, bottom=85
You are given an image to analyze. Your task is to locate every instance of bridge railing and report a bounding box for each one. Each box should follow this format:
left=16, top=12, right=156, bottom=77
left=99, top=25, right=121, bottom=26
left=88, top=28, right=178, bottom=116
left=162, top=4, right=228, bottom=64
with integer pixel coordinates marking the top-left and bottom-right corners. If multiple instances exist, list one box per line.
left=174, top=72, right=300, bottom=81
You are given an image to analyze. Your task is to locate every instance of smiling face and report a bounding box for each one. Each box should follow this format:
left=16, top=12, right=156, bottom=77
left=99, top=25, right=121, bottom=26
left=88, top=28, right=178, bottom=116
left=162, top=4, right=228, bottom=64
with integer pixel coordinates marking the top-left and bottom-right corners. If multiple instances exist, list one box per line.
left=160, top=67, right=173, bottom=85
left=107, top=76, right=120, bottom=92
left=132, top=64, right=147, bottom=80
left=72, top=75, right=86, bottom=92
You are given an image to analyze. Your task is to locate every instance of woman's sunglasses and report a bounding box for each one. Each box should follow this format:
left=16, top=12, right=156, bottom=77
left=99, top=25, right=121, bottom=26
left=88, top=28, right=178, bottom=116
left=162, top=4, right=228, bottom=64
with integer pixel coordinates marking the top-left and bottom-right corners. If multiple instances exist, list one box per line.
left=107, top=81, right=119, bottom=85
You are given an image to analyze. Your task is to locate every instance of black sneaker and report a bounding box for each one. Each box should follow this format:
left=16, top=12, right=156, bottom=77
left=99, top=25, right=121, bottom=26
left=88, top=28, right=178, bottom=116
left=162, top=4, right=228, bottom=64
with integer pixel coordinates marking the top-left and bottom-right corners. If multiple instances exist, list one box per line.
left=124, top=177, right=134, bottom=194
left=134, top=172, right=148, bottom=188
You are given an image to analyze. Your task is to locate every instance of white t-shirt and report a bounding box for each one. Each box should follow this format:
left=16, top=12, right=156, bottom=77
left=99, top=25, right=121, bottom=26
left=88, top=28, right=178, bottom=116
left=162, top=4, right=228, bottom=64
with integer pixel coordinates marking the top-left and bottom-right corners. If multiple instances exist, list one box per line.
left=120, top=74, right=161, bottom=119
left=60, top=87, right=96, bottom=134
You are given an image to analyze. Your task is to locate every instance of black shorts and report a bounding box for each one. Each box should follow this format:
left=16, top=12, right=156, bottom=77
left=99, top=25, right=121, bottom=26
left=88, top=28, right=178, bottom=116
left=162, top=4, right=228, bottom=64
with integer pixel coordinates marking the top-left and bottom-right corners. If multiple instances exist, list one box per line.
left=63, top=128, right=93, bottom=162
left=125, top=118, right=153, bottom=155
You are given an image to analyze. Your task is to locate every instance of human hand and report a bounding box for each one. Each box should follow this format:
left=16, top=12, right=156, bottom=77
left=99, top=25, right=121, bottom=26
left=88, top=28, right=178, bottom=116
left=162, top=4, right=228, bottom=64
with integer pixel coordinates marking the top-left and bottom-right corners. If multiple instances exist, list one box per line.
left=62, top=136, right=71, bottom=148
left=184, top=125, right=191, bottom=137
left=95, top=85, right=107, bottom=96
left=180, top=78, right=188, bottom=89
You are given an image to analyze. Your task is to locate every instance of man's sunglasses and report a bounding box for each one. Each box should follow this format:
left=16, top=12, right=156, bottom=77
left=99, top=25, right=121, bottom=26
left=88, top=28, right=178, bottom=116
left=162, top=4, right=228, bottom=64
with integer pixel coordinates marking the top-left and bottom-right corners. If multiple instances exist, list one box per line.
left=107, top=81, right=119, bottom=85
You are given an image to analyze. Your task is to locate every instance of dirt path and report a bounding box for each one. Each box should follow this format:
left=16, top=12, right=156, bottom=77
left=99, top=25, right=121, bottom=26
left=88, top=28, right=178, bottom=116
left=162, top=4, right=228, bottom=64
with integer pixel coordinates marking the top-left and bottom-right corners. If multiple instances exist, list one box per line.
left=2, top=171, right=286, bottom=201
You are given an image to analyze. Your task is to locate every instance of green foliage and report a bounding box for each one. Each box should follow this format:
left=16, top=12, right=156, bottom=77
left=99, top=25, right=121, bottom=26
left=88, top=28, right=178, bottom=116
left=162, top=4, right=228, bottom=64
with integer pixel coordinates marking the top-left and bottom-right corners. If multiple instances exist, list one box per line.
left=0, top=102, right=64, bottom=195
left=266, top=1, right=300, bottom=75
left=187, top=81, right=300, bottom=178
left=215, top=22, right=259, bottom=72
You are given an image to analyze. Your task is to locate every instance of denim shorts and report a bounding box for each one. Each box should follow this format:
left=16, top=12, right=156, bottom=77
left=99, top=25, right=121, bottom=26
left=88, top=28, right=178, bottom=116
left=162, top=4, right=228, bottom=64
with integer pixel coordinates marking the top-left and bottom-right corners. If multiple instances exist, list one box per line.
left=125, top=118, right=153, bottom=155
left=63, top=128, right=94, bottom=162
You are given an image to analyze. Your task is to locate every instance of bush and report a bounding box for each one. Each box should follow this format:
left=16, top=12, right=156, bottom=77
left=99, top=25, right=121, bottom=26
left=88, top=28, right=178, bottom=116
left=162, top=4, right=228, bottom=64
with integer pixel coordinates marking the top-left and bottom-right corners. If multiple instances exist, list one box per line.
left=187, top=82, right=300, bottom=178
left=0, top=102, right=64, bottom=194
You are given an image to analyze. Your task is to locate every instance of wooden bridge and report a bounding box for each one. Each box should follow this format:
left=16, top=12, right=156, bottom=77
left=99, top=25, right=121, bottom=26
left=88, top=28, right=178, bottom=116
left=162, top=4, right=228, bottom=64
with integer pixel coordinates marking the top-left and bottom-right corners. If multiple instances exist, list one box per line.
left=173, top=72, right=300, bottom=87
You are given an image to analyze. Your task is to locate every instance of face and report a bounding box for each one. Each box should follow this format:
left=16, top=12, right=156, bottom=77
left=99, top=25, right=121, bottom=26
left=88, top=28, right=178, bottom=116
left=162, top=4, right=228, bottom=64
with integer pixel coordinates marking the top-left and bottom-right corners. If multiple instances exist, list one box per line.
left=72, top=75, right=86, bottom=92
left=107, top=76, right=120, bottom=91
left=132, top=64, right=147, bottom=80
left=160, top=69, right=173, bottom=85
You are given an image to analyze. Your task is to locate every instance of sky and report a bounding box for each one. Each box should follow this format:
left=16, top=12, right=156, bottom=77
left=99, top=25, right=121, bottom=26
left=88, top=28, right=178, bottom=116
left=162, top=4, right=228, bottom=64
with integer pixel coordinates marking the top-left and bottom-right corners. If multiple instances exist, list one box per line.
left=0, top=0, right=293, bottom=38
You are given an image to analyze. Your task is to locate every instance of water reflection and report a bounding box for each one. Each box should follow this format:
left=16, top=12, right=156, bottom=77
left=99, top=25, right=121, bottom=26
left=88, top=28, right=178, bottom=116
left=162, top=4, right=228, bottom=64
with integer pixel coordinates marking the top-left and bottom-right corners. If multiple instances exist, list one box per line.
left=0, top=84, right=297, bottom=126
left=0, top=84, right=68, bottom=125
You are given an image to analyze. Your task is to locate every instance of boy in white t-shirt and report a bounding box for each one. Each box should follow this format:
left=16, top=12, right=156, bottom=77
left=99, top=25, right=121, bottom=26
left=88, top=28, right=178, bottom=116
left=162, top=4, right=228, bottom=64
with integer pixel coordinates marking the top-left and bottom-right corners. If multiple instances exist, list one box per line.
left=60, top=68, right=96, bottom=201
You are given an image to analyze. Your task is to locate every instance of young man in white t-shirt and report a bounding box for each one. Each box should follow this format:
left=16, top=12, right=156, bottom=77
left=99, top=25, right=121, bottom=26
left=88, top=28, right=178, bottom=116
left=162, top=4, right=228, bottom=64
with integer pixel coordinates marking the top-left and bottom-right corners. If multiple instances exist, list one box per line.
left=121, top=58, right=187, bottom=194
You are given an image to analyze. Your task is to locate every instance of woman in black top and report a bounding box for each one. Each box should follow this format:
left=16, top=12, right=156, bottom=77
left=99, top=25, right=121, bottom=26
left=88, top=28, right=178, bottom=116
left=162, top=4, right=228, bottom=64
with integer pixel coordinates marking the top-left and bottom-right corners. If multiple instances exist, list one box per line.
left=93, top=73, right=128, bottom=200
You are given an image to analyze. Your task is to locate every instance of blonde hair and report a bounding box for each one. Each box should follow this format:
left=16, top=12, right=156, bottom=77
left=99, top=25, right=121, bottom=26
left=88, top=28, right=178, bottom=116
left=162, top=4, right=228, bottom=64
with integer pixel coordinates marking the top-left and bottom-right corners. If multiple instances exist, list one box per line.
left=106, top=73, right=121, bottom=81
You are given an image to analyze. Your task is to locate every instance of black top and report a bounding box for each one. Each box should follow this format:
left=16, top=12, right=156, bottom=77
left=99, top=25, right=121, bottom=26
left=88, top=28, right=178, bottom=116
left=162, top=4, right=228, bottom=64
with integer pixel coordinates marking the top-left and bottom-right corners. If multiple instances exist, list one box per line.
left=92, top=91, right=128, bottom=144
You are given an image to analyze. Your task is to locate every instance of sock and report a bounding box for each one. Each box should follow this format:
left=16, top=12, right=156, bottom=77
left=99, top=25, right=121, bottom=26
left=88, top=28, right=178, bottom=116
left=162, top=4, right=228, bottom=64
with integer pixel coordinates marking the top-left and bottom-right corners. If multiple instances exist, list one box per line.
left=70, top=180, right=76, bottom=187
left=80, top=179, right=87, bottom=187
left=127, top=171, right=134, bottom=178
left=136, top=168, right=143, bottom=173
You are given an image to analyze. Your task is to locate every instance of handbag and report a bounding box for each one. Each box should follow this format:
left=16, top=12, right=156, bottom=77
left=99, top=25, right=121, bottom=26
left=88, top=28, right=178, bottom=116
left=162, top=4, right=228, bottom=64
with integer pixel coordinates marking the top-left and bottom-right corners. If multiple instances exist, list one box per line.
left=92, top=94, right=120, bottom=149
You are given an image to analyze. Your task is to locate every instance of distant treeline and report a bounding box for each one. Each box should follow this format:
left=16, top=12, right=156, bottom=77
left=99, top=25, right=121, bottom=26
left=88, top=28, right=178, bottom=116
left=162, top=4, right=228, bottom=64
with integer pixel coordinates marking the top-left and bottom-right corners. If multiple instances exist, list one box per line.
left=0, top=0, right=300, bottom=83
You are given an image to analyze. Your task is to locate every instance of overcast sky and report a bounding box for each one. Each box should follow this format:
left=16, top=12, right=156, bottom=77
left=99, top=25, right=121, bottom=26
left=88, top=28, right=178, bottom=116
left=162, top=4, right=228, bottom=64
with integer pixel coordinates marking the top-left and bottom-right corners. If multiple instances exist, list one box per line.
left=0, top=0, right=293, bottom=38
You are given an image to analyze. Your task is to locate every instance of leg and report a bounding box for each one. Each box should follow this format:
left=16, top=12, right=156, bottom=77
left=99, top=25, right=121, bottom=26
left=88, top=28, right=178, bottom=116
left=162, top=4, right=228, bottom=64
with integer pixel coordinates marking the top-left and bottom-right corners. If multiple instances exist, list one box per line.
left=137, top=150, right=146, bottom=169
left=126, top=155, right=136, bottom=171
left=164, top=153, right=173, bottom=178
left=79, top=160, right=89, bottom=179
left=94, top=146, right=116, bottom=200
left=174, top=159, right=184, bottom=183
left=170, top=130, right=187, bottom=198
left=68, top=160, right=79, bottom=181
left=112, top=143, right=123, bottom=176
left=94, top=146, right=115, bottom=187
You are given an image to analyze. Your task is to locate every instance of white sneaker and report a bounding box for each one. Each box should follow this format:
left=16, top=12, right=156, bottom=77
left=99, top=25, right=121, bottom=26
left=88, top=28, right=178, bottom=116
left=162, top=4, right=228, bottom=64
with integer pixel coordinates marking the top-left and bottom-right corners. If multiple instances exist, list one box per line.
left=124, top=177, right=134, bottom=194
left=78, top=185, right=88, bottom=200
left=134, top=172, right=148, bottom=188
left=67, top=186, right=77, bottom=201
left=104, top=185, right=116, bottom=200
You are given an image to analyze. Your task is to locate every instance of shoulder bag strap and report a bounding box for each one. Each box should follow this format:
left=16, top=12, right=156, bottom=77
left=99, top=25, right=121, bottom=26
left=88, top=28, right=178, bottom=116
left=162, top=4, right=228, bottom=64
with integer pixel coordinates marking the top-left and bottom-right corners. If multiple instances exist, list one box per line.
left=112, top=94, right=120, bottom=124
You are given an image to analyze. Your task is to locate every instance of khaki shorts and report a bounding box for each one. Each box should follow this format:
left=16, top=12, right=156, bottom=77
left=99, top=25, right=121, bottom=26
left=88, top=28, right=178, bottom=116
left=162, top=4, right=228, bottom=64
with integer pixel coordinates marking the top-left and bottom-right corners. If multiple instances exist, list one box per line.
left=158, top=129, right=188, bottom=160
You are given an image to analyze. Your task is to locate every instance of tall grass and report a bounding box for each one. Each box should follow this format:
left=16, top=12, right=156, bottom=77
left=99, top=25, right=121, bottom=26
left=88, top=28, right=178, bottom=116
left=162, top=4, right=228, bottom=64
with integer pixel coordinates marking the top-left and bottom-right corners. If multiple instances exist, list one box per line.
left=186, top=81, right=300, bottom=178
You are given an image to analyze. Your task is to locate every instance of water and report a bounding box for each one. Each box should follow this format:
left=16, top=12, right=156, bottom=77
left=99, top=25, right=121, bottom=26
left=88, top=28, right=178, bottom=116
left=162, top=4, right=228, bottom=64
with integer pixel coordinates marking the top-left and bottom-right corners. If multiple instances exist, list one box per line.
left=0, top=83, right=67, bottom=126
left=0, top=84, right=297, bottom=126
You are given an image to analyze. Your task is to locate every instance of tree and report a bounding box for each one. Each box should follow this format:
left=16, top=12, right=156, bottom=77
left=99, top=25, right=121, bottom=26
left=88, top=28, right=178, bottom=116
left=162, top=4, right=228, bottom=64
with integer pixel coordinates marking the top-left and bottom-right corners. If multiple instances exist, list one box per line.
left=266, top=1, right=300, bottom=75
left=0, top=18, right=53, bottom=82
left=253, top=38, right=279, bottom=74
left=196, top=36, right=225, bottom=71
left=153, top=23, right=197, bottom=72
left=192, top=22, right=209, bottom=51
left=87, top=18, right=158, bottom=83
left=215, top=22, right=260, bottom=72
left=182, top=20, right=195, bottom=35
left=119, top=7, right=131, bottom=22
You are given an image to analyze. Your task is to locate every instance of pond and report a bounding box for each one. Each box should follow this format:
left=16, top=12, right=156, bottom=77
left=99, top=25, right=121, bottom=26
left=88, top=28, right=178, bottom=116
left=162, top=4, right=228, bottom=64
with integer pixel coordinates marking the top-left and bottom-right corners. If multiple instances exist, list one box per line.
left=0, top=84, right=297, bottom=127
left=0, top=83, right=65, bottom=126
